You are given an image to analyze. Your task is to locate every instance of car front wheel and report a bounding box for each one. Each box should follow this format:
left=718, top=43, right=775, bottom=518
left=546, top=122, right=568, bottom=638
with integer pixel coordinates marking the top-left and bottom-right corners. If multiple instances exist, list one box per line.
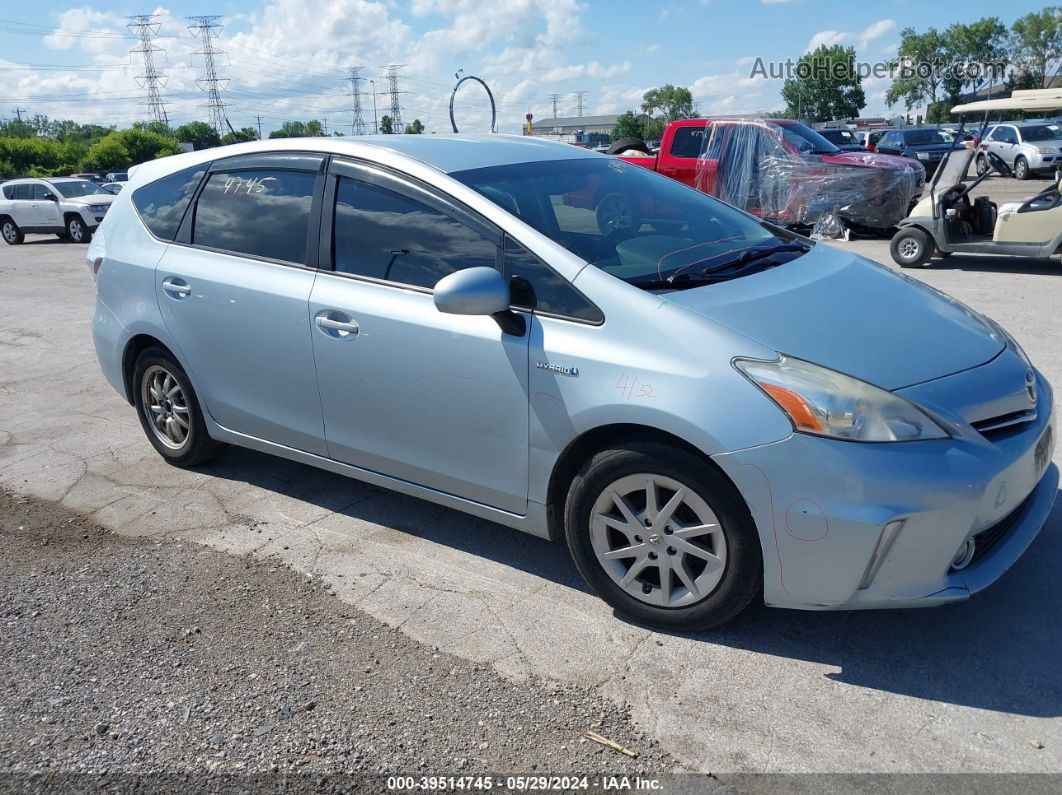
left=66, top=215, right=91, bottom=243
left=133, top=347, right=224, bottom=467
left=564, top=442, right=762, bottom=631
left=1014, top=156, right=1030, bottom=181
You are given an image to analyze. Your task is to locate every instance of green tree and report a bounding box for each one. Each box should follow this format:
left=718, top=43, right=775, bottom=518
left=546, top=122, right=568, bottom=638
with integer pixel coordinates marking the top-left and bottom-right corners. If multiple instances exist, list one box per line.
left=0, top=119, right=36, bottom=139
left=886, top=27, right=949, bottom=111
left=404, top=118, right=425, bottom=134
left=611, top=110, right=646, bottom=140
left=304, top=119, right=325, bottom=137
left=221, top=127, right=260, bottom=145
left=174, top=121, right=221, bottom=150
left=83, top=128, right=180, bottom=171
left=782, top=44, right=865, bottom=121
left=641, top=85, right=693, bottom=122
left=1009, top=8, right=1062, bottom=89
left=379, top=115, right=394, bottom=134
left=942, top=18, right=1009, bottom=100
left=268, top=121, right=307, bottom=138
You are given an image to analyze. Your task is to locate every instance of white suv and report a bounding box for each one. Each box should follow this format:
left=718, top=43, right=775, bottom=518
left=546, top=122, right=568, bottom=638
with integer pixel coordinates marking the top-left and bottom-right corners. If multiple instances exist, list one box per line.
left=979, top=122, right=1062, bottom=180
left=0, top=177, right=115, bottom=244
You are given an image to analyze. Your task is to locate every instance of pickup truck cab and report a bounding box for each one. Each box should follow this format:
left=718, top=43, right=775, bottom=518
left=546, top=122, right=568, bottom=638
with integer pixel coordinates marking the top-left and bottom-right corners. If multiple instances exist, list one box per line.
left=0, top=177, right=115, bottom=245
left=611, top=118, right=924, bottom=231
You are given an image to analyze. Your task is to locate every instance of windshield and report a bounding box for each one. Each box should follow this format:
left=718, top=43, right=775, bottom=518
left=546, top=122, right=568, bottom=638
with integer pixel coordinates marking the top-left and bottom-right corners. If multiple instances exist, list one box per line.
left=904, top=130, right=951, bottom=146
left=1022, top=124, right=1062, bottom=142
left=53, top=179, right=106, bottom=198
left=820, top=129, right=857, bottom=145
left=451, top=158, right=800, bottom=287
left=774, top=122, right=840, bottom=155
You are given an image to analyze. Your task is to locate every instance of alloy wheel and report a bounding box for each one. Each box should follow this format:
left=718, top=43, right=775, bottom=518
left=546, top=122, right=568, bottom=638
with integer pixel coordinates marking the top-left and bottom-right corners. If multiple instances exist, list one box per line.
left=69, top=218, right=84, bottom=243
left=898, top=237, right=921, bottom=261
left=2, top=222, right=16, bottom=243
left=590, top=473, right=727, bottom=608
left=140, top=365, right=192, bottom=450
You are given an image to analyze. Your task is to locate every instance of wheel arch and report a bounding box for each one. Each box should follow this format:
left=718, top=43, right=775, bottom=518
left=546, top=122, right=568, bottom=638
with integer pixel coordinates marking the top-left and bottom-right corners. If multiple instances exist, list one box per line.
left=121, top=333, right=175, bottom=405
left=545, top=423, right=740, bottom=542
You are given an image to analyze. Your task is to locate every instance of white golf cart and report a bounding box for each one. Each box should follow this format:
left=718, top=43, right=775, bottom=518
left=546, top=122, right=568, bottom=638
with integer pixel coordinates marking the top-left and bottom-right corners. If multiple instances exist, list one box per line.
left=890, top=88, right=1062, bottom=268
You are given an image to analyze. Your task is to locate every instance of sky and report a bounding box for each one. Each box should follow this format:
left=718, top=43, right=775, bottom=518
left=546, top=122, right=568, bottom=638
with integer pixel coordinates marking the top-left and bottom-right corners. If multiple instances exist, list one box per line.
left=0, top=0, right=1052, bottom=136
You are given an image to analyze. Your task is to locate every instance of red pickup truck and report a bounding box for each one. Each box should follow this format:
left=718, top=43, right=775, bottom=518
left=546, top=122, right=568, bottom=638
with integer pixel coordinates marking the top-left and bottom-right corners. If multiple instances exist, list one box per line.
left=605, top=118, right=924, bottom=231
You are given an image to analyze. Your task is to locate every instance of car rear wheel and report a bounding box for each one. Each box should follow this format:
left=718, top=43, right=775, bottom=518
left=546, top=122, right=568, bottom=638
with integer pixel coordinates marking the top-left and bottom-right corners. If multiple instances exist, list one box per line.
left=1, top=219, right=23, bottom=245
left=1014, top=156, right=1030, bottom=181
left=66, top=215, right=91, bottom=244
left=891, top=227, right=934, bottom=268
left=564, top=442, right=762, bottom=631
left=133, top=347, right=224, bottom=467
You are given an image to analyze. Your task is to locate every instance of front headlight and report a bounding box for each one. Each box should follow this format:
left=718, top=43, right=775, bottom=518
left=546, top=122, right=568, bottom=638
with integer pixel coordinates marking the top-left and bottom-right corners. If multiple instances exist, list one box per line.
left=89, top=204, right=108, bottom=214
left=1035, top=147, right=1056, bottom=154
left=916, top=152, right=931, bottom=160
left=734, top=356, right=949, bottom=442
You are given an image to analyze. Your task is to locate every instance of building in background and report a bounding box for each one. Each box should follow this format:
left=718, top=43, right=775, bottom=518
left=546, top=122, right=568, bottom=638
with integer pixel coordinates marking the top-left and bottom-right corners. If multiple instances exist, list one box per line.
left=527, top=114, right=619, bottom=146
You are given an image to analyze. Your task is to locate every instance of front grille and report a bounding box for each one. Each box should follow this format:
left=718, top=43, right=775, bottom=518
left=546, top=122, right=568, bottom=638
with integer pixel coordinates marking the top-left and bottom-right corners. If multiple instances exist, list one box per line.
left=965, top=493, right=1032, bottom=567
left=972, top=409, right=1037, bottom=437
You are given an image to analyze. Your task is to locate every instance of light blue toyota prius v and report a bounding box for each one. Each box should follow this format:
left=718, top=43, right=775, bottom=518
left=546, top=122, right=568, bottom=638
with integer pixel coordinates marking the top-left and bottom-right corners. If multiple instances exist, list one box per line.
left=89, top=135, right=1056, bottom=630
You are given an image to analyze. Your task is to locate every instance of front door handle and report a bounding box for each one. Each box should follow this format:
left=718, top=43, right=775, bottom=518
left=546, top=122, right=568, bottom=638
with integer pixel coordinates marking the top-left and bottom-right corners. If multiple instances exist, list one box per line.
left=314, top=311, right=359, bottom=338
left=162, top=277, right=192, bottom=299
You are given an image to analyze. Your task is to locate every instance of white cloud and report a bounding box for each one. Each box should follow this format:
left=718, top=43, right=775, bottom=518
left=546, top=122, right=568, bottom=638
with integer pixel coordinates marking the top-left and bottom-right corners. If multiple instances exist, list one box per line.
left=807, top=19, right=896, bottom=52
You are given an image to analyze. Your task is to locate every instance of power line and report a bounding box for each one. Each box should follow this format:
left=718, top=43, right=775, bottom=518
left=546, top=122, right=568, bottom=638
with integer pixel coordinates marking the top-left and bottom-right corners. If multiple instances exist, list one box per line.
left=547, top=93, right=562, bottom=118
left=347, top=66, right=367, bottom=136
left=381, top=64, right=408, bottom=130
left=127, top=14, right=170, bottom=125
left=572, top=90, right=588, bottom=117
left=187, top=15, right=230, bottom=135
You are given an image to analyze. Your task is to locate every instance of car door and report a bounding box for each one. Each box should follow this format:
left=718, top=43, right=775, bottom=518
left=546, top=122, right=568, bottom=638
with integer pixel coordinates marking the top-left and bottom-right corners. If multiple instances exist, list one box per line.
left=994, top=126, right=1019, bottom=164
left=308, top=159, right=531, bottom=513
left=155, top=152, right=328, bottom=456
left=30, top=183, right=61, bottom=228
left=658, top=126, right=705, bottom=186
left=8, top=183, right=35, bottom=226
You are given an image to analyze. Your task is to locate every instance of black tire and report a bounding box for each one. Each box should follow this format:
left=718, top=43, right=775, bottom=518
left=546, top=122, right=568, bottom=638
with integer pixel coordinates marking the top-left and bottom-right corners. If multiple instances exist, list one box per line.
left=564, top=442, right=763, bottom=632
left=890, top=227, right=934, bottom=268
left=133, top=347, right=225, bottom=467
left=606, top=136, right=649, bottom=156
left=65, top=215, right=91, bottom=244
left=1, top=218, right=23, bottom=245
left=1014, top=156, right=1030, bottom=181
left=975, top=155, right=989, bottom=177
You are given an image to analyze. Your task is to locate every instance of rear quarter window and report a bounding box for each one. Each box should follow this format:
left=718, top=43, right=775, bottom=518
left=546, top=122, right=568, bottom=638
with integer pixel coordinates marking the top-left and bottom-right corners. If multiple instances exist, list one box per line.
left=669, top=127, right=706, bottom=158
left=132, top=165, right=207, bottom=241
left=1, top=185, right=13, bottom=200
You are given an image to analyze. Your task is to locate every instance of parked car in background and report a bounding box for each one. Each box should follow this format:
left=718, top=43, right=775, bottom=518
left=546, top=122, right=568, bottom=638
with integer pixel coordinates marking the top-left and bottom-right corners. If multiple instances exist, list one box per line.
left=860, top=129, right=892, bottom=152
left=816, top=127, right=866, bottom=152
left=71, top=172, right=105, bottom=185
left=99, top=182, right=124, bottom=195
left=0, top=177, right=114, bottom=244
left=610, top=118, right=923, bottom=231
left=89, top=135, right=1056, bottom=630
left=976, top=122, right=1062, bottom=180
left=874, top=128, right=959, bottom=175
left=105, top=171, right=129, bottom=183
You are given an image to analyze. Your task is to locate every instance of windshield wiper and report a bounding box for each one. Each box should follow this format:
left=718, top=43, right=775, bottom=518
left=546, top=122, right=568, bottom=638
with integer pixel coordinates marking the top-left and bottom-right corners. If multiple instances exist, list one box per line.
left=628, top=242, right=811, bottom=291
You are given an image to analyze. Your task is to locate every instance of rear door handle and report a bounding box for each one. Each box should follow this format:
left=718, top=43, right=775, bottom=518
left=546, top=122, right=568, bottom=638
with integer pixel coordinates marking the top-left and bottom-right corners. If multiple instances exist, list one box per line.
left=162, top=277, right=192, bottom=299
left=314, top=311, right=359, bottom=338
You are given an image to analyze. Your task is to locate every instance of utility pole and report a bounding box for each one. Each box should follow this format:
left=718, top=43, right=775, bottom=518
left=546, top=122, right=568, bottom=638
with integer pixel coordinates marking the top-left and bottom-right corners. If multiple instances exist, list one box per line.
left=322, top=118, right=328, bottom=136
left=255, top=115, right=263, bottom=139
left=369, top=79, right=378, bottom=134
left=12, top=108, right=27, bottom=123
left=380, top=64, right=407, bottom=130
left=187, top=15, right=230, bottom=135
left=573, top=90, right=588, bottom=117
left=348, top=67, right=367, bottom=135
left=547, top=93, right=562, bottom=118
left=127, top=14, right=170, bottom=125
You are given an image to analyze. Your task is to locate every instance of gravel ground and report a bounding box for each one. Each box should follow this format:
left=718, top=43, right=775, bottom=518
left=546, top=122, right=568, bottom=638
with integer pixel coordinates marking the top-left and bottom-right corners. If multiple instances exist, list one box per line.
left=0, top=488, right=678, bottom=789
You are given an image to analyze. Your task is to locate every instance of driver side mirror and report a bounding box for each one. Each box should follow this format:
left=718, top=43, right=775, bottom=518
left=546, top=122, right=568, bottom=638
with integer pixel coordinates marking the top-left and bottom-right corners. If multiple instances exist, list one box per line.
left=434, top=267, right=511, bottom=316
left=43, top=192, right=58, bottom=202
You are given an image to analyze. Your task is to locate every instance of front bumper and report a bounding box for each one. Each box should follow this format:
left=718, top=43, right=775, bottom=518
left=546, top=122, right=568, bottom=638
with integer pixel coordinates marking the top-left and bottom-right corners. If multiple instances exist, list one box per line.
left=1027, top=150, right=1061, bottom=171
left=712, top=375, right=1056, bottom=611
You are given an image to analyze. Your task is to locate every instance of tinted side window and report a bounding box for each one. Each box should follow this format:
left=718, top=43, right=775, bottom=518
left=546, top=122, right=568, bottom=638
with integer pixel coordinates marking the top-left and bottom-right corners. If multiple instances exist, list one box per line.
left=1, top=185, right=12, bottom=199
left=193, top=169, right=317, bottom=263
left=31, top=184, right=51, bottom=200
left=13, top=184, right=31, bottom=200
left=670, top=127, right=706, bottom=158
left=133, top=165, right=207, bottom=241
left=503, top=237, right=603, bottom=323
left=333, top=176, right=498, bottom=289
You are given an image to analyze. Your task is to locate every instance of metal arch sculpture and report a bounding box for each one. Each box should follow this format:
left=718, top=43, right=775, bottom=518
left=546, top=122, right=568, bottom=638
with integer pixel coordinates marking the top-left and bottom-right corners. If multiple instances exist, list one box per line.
left=449, top=75, right=497, bottom=134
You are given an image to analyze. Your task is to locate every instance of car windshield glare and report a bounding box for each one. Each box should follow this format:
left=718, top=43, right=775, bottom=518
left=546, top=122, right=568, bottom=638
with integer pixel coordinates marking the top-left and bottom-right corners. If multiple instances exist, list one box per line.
left=1022, top=124, right=1062, bottom=142
left=451, top=158, right=790, bottom=287
left=54, top=179, right=106, bottom=198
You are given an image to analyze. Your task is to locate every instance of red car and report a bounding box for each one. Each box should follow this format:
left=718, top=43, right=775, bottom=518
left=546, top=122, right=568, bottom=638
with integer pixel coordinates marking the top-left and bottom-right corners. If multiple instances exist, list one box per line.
left=607, top=118, right=925, bottom=231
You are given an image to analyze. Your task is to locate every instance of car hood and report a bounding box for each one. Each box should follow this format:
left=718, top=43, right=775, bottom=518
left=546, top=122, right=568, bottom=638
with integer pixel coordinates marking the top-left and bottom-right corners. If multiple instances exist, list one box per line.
left=664, top=244, right=1005, bottom=391
left=818, top=151, right=920, bottom=172
left=65, top=193, right=115, bottom=206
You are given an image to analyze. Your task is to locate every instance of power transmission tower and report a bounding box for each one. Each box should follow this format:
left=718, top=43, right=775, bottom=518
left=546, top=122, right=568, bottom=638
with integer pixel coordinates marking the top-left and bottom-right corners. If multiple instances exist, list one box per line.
left=572, top=90, right=588, bottom=117
left=547, top=93, right=562, bottom=118
left=348, top=67, right=367, bottom=135
left=187, top=15, right=230, bottom=135
left=380, top=64, right=407, bottom=130
left=127, top=14, right=170, bottom=125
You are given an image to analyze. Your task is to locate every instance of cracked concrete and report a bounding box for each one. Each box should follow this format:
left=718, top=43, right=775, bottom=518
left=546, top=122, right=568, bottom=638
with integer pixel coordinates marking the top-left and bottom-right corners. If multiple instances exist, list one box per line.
left=1, top=231, right=1060, bottom=773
